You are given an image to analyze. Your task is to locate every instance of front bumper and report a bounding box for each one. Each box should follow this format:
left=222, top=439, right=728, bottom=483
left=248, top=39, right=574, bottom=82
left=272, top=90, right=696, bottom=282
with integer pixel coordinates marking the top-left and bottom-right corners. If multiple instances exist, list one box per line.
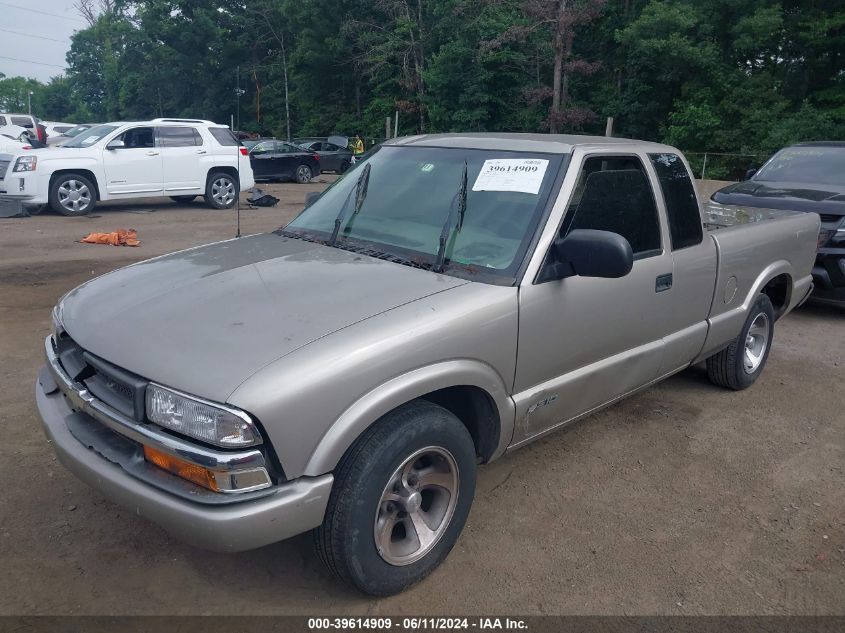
left=0, top=170, right=44, bottom=203
left=36, top=339, right=333, bottom=552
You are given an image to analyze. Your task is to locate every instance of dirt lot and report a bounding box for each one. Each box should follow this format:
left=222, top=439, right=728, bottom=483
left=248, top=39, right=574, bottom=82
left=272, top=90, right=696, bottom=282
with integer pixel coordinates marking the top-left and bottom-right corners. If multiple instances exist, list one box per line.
left=0, top=180, right=842, bottom=615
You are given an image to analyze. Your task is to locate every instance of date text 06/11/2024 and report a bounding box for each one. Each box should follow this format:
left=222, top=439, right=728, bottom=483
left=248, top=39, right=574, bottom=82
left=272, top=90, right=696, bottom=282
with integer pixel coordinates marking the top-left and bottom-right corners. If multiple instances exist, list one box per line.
left=307, top=617, right=529, bottom=630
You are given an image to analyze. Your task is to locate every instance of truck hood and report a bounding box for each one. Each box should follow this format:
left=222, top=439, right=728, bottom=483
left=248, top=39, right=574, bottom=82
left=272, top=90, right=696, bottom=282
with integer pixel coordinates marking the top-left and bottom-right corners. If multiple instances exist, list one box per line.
left=59, top=233, right=468, bottom=401
left=711, top=180, right=845, bottom=219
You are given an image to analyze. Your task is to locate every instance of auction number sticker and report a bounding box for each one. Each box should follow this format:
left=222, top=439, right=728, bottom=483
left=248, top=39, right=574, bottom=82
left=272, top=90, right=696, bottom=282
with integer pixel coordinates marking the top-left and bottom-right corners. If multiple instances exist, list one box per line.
left=472, top=158, right=549, bottom=195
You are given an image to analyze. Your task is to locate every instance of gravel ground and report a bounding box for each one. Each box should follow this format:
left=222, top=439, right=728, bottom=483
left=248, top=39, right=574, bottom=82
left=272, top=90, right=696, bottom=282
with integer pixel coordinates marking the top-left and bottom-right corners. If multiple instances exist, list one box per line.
left=0, top=179, right=842, bottom=615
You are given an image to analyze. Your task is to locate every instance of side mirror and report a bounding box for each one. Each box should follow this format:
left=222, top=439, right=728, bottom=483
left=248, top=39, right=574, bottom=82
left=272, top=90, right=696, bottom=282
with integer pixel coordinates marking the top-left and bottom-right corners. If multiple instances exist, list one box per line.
left=744, top=168, right=757, bottom=180
left=106, top=140, right=125, bottom=150
left=304, top=191, right=320, bottom=206
left=549, top=229, right=634, bottom=280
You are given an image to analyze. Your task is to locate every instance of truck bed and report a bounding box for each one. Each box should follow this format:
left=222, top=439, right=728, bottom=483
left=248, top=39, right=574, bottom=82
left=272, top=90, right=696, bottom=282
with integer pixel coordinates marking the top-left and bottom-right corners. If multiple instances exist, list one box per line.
left=694, top=202, right=820, bottom=361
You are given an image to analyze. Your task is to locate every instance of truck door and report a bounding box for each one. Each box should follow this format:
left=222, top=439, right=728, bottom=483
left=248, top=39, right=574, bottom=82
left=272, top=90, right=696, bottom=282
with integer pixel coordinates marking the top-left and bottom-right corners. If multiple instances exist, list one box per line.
left=646, top=153, right=718, bottom=374
left=512, top=152, right=674, bottom=446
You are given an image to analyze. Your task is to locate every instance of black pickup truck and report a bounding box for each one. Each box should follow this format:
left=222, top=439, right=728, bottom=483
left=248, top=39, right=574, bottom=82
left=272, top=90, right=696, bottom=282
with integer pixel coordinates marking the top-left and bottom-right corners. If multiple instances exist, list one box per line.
left=712, top=142, right=845, bottom=305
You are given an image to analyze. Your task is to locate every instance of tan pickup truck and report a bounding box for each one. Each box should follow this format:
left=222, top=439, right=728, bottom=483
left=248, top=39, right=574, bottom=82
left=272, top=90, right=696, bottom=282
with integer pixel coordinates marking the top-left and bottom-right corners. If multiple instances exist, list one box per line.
left=37, top=134, right=819, bottom=595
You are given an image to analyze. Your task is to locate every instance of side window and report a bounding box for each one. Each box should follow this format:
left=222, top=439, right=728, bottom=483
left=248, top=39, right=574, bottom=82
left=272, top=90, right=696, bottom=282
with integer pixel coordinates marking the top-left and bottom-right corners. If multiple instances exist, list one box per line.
left=0, top=116, right=7, bottom=125
left=117, top=127, right=155, bottom=148
left=324, top=143, right=340, bottom=151
left=563, top=155, right=662, bottom=258
left=648, top=153, right=703, bottom=250
left=158, top=126, right=199, bottom=147
left=251, top=141, right=274, bottom=154
left=277, top=143, right=295, bottom=153
left=192, top=128, right=204, bottom=146
left=12, top=116, right=33, bottom=128
left=209, top=127, right=239, bottom=146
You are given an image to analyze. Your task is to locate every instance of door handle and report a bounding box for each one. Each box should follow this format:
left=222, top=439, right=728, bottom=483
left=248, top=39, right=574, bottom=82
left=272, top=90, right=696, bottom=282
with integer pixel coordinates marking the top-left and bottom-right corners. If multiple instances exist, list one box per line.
left=146, top=150, right=159, bottom=156
left=655, top=273, right=673, bottom=293
left=196, top=149, right=207, bottom=154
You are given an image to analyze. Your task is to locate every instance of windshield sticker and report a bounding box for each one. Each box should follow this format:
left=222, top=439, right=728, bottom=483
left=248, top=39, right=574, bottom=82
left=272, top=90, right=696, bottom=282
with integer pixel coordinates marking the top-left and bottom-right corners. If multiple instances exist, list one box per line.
left=81, top=136, right=100, bottom=145
left=421, top=163, right=435, bottom=172
left=472, top=158, right=549, bottom=195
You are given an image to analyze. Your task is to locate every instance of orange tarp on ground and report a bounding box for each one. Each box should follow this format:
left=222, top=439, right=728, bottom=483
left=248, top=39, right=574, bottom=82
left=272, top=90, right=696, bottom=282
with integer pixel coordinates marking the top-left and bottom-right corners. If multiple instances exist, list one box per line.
left=79, top=228, right=140, bottom=246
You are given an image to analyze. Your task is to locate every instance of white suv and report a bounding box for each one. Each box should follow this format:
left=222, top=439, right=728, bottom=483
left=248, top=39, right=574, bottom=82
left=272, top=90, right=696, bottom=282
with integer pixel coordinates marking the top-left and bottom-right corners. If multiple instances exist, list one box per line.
left=0, top=118, right=255, bottom=216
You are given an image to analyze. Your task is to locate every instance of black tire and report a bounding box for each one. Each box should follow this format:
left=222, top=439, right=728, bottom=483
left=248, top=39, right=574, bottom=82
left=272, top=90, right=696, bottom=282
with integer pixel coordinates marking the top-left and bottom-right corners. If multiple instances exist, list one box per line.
left=204, top=172, right=238, bottom=209
left=49, top=173, right=96, bottom=216
left=170, top=195, right=196, bottom=204
left=24, top=203, right=45, bottom=215
left=314, top=400, right=476, bottom=596
left=294, top=164, right=313, bottom=184
left=338, top=159, right=351, bottom=174
left=707, top=293, right=775, bottom=390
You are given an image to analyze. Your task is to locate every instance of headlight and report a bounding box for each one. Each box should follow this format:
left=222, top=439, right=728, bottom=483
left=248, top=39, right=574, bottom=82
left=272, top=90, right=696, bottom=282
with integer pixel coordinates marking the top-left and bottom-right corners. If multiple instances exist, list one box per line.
left=145, top=383, right=261, bottom=447
left=13, top=156, right=37, bottom=172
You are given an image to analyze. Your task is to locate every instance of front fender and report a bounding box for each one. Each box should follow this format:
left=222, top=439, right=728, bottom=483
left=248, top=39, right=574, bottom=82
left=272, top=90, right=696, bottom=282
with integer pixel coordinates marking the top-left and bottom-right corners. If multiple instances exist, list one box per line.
left=302, top=360, right=515, bottom=477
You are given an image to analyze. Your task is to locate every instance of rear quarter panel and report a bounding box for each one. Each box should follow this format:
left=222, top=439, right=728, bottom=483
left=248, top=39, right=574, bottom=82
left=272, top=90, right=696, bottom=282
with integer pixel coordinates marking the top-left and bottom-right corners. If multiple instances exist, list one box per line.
left=696, top=206, right=819, bottom=360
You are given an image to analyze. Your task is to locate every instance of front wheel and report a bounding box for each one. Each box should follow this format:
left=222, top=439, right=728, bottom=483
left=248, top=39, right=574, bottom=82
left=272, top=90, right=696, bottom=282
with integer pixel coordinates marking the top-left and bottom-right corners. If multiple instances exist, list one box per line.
left=204, top=172, right=238, bottom=209
left=707, top=293, right=775, bottom=390
left=294, top=164, right=313, bottom=184
left=49, top=173, right=96, bottom=216
left=314, top=400, right=476, bottom=596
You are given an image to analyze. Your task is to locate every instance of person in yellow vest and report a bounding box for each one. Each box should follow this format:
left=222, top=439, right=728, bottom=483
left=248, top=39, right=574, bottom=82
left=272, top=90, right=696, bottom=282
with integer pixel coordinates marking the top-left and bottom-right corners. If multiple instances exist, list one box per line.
left=352, top=133, right=364, bottom=155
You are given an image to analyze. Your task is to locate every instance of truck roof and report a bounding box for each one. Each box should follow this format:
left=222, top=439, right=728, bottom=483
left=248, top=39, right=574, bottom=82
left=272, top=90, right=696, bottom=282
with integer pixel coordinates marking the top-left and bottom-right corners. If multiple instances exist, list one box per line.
left=384, top=133, right=676, bottom=154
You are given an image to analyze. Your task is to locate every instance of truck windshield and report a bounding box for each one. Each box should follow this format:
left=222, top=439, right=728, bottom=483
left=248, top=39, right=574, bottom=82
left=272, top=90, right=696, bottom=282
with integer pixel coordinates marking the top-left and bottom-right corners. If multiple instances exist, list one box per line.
left=755, top=146, right=845, bottom=186
left=62, top=125, right=119, bottom=148
left=283, top=145, right=564, bottom=284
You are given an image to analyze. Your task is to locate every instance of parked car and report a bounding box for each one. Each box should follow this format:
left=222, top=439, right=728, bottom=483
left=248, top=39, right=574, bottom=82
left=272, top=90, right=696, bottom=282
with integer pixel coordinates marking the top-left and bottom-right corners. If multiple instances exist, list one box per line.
left=36, top=134, right=817, bottom=597
left=294, top=135, right=352, bottom=173
left=0, top=134, right=34, bottom=153
left=43, top=121, right=76, bottom=137
left=712, top=142, right=845, bottom=305
left=0, top=123, right=31, bottom=143
left=46, top=122, right=91, bottom=146
left=0, top=113, right=47, bottom=145
left=248, top=139, right=320, bottom=183
left=0, top=118, right=254, bottom=216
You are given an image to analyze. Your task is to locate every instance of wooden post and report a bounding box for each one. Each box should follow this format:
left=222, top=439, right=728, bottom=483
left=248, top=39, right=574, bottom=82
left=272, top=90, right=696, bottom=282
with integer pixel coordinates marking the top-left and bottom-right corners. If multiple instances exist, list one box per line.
left=605, top=117, right=614, bottom=137
left=386, top=117, right=391, bottom=140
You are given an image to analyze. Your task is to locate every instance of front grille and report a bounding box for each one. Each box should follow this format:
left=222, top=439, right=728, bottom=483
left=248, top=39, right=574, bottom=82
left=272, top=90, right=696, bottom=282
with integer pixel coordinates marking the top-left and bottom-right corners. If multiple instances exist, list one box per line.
left=818, top=228, right=834, bottom=249
left=55, top=335, right=148, bottom=421
left=819, top=213, right=841, bottom=224
left=0, top=159, right=10, bottom=180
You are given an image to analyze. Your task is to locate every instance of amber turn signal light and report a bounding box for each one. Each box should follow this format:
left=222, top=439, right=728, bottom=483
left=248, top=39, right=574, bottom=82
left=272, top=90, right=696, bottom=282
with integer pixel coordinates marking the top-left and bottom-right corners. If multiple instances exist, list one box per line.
left=143, top=445, right=220, bottom=492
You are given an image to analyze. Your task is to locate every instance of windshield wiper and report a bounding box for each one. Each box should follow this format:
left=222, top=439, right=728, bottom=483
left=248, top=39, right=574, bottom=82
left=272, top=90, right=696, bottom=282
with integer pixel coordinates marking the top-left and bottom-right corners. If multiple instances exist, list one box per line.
left=328, top=163, right=371, bottom=246
left=433, top=160, right=468, bottom=273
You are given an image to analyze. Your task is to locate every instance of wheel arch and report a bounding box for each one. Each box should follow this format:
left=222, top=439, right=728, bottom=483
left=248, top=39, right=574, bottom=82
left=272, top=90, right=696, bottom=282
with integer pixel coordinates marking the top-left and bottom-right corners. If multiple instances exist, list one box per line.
left=49, top=169, right=101, bottom=201
left=206, top=165, right=238, bottom=185
left=301, top=360, right=515, bottom=478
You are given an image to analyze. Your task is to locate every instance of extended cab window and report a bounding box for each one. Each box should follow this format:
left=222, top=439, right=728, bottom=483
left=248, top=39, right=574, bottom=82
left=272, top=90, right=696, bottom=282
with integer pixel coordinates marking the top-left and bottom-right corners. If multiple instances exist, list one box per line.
left=648, top=153, right=703, bottom=250
left=158, top=126, right=200, bottom=147
left=562, top=155, right=661, bottom=258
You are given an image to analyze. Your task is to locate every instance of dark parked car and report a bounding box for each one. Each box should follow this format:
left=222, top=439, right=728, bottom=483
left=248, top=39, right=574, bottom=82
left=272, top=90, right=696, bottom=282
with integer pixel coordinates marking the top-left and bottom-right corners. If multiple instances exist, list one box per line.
left=294, top=136, right=352, bottom=173
left=248, top=140, right=321, bottom=183
left=712, top=142, right=845, bottom=305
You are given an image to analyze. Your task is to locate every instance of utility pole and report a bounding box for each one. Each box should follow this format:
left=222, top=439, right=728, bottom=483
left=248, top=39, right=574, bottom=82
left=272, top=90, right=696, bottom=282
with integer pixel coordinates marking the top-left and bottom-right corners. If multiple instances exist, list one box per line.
left=27, top=91, right=33, bottom=115
left=234, top=66, right=245, bottom=131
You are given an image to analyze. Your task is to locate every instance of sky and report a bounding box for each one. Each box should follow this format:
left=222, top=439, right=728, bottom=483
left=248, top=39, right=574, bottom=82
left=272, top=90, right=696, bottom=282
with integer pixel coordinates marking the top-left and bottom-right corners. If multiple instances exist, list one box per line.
left=0, top=0, right=87, bottom=82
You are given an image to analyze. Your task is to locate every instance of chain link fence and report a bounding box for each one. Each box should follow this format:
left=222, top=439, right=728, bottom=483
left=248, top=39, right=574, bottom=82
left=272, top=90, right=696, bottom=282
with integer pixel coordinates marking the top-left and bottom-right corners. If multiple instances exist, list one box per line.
left=683, top=152, right=771, bottom=181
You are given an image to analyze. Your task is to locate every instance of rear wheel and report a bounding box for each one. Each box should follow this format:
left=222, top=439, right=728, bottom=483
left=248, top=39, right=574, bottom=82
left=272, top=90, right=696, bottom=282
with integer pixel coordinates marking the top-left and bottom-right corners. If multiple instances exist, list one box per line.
left=204, top=172, right=238, bottom=209
left=49, top=173, right=96, bottom=216
left=314, top=400, right=476, bottom=596
left=338, top=159, right=351, bottom=174
left=170, top=195, right=196, bottom=204
left=295, top=164, right=313, bottom=184
left=707, top=293, right=775, bottom=390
